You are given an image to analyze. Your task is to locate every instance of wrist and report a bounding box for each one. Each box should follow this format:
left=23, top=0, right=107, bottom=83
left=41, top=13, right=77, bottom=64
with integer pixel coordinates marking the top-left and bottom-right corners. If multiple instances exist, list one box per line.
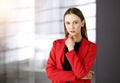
left=68, top=47, right=74, bottom=51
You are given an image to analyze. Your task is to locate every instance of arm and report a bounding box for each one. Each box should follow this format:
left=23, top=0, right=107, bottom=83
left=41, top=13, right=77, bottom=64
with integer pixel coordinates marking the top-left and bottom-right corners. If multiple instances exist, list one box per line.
left=46, top=41, right=76, bottom=81
left=66, top=43, right=97, bottom=79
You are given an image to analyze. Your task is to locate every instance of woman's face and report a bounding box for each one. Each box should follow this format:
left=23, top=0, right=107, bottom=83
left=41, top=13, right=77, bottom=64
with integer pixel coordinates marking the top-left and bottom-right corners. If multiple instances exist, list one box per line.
left=65, top=14, right=84, bottom=37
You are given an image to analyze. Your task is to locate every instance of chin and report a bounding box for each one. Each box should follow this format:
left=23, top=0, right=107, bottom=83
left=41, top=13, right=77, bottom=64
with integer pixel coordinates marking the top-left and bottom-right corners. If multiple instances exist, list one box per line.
left=69, top=34, right=76, bottom=36
left=69, top=32, right=77, bottom=36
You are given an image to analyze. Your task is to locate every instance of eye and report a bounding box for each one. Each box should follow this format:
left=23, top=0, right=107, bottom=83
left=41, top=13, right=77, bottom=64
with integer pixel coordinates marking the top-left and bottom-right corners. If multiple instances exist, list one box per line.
left=66, top=22, right=70, bottom=25
left=74, top=21, right=78, bottom=24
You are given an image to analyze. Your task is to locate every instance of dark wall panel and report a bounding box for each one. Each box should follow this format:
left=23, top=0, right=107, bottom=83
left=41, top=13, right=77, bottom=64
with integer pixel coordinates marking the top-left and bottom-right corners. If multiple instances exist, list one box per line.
left=96, top=0, right=120, bottom=83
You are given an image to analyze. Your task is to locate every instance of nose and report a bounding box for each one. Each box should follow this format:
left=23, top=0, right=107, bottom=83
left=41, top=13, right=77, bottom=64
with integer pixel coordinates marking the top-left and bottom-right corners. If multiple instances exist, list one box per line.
left=70, top=23, right=74, bottom=29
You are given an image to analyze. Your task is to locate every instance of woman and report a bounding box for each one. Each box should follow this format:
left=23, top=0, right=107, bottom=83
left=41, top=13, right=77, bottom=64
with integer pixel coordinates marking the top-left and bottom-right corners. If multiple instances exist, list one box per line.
left=46, top=8, right=97, bottom=83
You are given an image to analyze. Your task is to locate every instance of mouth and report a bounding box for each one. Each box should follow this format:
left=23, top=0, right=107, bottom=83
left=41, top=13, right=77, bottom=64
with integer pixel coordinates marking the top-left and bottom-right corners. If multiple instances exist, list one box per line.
left=70, top=31, right=75, bottom=33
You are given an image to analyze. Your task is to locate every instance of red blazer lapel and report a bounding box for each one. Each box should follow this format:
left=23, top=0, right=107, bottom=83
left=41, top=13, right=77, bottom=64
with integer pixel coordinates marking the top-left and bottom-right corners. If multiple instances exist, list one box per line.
left=55, top=38, right=66, bottom=69
left=77, top=38, right=90, bottom=60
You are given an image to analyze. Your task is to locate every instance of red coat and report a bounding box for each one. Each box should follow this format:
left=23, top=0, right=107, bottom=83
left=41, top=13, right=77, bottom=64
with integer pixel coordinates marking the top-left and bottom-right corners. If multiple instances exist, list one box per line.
left=46, top=37, right=97, bottom=83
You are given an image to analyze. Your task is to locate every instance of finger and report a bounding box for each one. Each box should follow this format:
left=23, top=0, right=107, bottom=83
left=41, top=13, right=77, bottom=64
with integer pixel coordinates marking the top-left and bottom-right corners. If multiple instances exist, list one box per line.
left=68, top=34, right=71, bottom=38
left=81, top=74, right=92, bottom=80
left=87, top=75, right=92, bottom=79
left=68, top=35, right=74, bottom=40
left=90, top=71, right=95, bottom=75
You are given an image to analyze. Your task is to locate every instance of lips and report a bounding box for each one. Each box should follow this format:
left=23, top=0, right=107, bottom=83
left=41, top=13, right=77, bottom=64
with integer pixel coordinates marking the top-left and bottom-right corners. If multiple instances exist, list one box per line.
left=70, top=31, right=75, bottom=33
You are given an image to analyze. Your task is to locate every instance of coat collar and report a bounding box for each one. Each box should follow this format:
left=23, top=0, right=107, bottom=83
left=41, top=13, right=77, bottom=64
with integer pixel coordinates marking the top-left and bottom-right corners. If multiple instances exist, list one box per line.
left=63, top=37, right=89, bottom=45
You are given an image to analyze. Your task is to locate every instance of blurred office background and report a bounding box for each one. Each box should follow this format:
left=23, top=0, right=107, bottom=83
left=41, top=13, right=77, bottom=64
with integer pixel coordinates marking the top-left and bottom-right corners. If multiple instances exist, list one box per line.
left=0, top=0, right=120, bottom=83
left=0, top=0, right=96, bottom=83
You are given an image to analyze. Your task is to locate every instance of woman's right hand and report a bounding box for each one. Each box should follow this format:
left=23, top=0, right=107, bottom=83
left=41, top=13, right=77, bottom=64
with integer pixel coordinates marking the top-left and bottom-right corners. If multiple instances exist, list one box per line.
left=65, top=35, right=75, bottom=51
left=81, top=71, right=94, bottom=80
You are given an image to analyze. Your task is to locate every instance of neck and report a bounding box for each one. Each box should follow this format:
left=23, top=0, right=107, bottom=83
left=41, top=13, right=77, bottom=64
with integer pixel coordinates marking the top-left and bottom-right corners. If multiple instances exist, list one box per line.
left=72, top=35, right=82, bottom=42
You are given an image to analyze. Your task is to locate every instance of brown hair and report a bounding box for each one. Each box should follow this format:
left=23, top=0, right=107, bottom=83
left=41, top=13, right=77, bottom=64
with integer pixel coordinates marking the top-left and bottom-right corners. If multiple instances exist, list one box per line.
left=64, top=8, right=88, bottom=40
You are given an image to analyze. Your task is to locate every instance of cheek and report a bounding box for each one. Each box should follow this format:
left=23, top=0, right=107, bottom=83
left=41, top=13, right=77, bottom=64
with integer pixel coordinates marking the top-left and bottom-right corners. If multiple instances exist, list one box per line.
left=75, top=25, right=81, bottom=30
left=65, top=25, right=70, bottom=30
left=66, top=27, right=70, bottom=32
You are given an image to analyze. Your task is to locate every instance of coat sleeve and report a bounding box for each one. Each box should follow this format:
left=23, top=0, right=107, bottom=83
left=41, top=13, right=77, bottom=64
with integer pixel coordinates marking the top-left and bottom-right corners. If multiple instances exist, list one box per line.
left=46, top=41, right=76, bottom=81
left=65, top=43, right=97, bottom=79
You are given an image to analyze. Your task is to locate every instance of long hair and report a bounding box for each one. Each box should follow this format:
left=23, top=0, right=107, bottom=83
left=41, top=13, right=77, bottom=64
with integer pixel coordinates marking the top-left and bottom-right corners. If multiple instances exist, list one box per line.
left=64, top=8, right=88, bottom=40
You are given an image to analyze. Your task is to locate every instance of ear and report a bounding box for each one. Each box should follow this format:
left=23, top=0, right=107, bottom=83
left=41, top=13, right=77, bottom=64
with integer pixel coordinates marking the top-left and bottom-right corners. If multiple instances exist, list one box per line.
left=81, top=20, right=85, bottom=27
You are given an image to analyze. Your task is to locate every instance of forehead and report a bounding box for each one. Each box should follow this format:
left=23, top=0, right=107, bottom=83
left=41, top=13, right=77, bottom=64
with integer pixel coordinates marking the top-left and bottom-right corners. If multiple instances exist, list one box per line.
left=65, top=14, right=81, bottom=21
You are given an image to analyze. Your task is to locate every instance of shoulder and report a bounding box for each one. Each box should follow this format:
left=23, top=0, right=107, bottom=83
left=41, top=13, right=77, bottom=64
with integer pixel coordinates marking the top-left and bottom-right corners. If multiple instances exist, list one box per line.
left=87, top=40, right=97, bottom=51
left=54, top=38, right=65, bottom=43
left=82, top=38, right=97, bottom=48
left=82, top=38, right=97, bottom=54
left=52, top=38, right=66, bottom=46
left=88, top=40, right=96, bottom=46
